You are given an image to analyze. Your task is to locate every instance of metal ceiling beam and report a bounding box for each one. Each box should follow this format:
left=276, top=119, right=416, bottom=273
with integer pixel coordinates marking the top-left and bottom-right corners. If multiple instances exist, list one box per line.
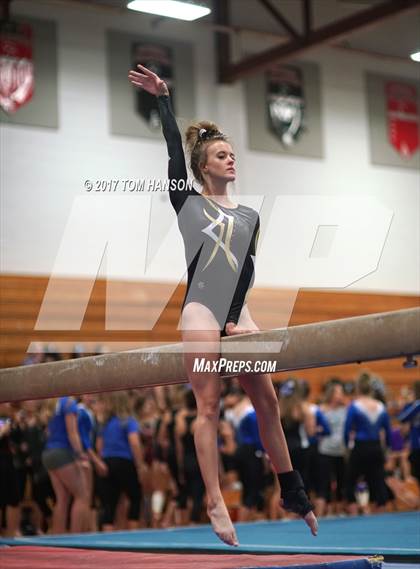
left=258, top=0, right=300, bottom=39
left=222, top=0, right=420, bottom=82
left=302, top=0, right=312, bottom=36
left=0, top=0, right=11, bottom=20
left=214, top=0, right=231, bottom=83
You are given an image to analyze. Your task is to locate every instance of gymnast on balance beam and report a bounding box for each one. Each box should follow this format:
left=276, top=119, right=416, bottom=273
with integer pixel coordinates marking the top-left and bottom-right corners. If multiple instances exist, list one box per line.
left=128, top=64, right=318, bottom=546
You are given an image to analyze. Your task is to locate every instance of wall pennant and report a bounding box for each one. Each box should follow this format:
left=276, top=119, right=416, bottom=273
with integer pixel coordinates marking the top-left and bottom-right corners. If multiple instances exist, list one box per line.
left=0, top=21, right=34, bottom=113
left=385, top=81, right=419, bottom=159
left=132, top=43, right=174, bottom=131
left=266, top=64, right=306, bottom=148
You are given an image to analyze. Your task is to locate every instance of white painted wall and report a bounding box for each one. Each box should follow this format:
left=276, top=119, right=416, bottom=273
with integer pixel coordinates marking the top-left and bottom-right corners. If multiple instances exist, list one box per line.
left=1, top=0, right=419, bottom=295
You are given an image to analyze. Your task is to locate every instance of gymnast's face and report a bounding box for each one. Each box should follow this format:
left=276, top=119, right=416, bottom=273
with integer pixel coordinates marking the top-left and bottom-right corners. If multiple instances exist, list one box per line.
left=201, top=141, right=236, bottom=183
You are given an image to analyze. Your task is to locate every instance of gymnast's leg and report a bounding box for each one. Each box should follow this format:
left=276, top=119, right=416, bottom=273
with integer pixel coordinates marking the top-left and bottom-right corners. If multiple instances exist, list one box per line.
left=181, top=302, right=238, bottom=546
left=229, top=304, right=318, bottom=536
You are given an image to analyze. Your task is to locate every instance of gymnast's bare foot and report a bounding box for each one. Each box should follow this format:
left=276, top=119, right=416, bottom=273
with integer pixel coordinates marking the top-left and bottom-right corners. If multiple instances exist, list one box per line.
left=278, top=470, right=318, bottom=537
left=280, top=498, right=318, bottom=536
left=304, top=510, right=318, bottom=537
left=207, top=500, right=239, bottom=546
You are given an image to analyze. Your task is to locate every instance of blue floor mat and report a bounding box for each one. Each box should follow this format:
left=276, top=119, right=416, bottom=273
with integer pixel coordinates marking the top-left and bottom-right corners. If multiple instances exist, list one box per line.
left=0, top=512, right=418, bottom=557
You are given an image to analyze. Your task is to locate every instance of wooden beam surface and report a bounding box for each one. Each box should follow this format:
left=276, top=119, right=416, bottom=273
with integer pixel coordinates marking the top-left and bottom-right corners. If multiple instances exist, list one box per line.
left=0, top=308, right=418, bottom=403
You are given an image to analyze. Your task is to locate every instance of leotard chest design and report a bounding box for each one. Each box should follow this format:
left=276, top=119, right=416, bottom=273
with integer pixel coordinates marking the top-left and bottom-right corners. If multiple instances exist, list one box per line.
left=158, top=95, right=260, bottom=331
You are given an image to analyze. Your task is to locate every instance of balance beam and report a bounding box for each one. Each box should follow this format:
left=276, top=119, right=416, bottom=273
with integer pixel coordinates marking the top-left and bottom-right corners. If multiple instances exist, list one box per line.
left=0, top=308, right=419, bottom=403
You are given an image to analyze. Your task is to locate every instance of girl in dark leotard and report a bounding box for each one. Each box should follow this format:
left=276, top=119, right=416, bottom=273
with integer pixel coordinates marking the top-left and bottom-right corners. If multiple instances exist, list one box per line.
left=128, top=65, right=318, bottom=545
left=146, top=79, right=260, bottom=331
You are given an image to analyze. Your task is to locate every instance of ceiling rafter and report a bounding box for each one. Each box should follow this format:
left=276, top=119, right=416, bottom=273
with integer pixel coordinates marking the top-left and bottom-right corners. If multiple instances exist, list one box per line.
left=258, top=0, right=300, bottom=39
left=0, top=0, right=12, bottom=20
left=216, top=0, right=420, bottom=83
left=302, top=0, right=312, bottom=36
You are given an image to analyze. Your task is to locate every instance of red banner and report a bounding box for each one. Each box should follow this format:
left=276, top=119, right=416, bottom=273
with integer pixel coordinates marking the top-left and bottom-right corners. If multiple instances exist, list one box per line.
left=385, top=81, right=419, bottom=158
left=0, top=23, right=34, bottom=113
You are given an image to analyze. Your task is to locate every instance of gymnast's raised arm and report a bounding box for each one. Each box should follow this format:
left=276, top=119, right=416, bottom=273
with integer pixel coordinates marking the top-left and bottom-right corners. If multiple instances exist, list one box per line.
left=128, top=64, right=191, bottom=213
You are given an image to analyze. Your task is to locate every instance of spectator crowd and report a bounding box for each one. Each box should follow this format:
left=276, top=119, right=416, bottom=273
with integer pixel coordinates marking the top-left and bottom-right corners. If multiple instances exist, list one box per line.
left=1, top=347, right=419, bottom=537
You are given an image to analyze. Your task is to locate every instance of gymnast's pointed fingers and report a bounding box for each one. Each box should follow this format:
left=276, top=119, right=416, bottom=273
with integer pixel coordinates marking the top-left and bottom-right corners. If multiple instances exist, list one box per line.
left=128, top=78, right=144, bottom=89
left=137, top=63, right=156, bottom=77
left=128, top=70, right=146, bottom=82
left=128, top=74, right=147, bottom=89
left=304, top=511, right=318, bottom=536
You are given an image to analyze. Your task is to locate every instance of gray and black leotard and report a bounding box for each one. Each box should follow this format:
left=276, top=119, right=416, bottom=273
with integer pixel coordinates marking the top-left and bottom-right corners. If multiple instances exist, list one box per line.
left=158, top=95, right=260, bottom=332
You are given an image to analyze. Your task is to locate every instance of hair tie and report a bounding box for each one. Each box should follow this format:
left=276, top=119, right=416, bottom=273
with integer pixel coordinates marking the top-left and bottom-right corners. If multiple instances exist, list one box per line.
left=198, top=128, right=225, bottom=142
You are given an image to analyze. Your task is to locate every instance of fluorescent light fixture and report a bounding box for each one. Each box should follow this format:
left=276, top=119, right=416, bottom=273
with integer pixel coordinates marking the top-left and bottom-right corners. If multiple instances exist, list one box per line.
left=410, top=51, right=420, bottom=62
left=127, top=0, right=211, bottom=21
